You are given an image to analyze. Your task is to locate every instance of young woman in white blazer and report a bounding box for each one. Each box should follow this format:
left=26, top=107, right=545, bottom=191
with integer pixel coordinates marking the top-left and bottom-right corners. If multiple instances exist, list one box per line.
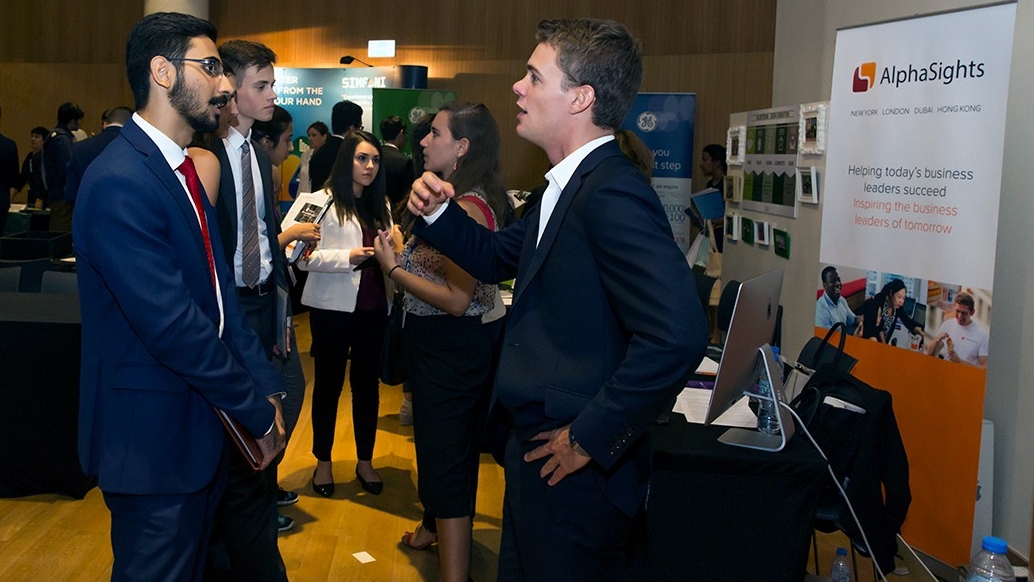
left=299, top=130, right=397, bottom=497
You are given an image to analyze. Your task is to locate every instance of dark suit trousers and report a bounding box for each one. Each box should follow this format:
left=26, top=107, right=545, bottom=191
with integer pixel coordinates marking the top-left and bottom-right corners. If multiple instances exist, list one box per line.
left=49, top=199, right=72, bottom=233
left=204, top=437, right=286, bottom=582
left=103, top=459, right=226, bottom=582
left=498, top=432, right=633, bottom=582
left=236, top=288, right=277, bottom=358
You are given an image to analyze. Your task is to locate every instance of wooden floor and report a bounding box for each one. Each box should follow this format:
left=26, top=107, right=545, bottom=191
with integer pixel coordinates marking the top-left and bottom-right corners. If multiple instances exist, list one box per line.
left=0, top=312, right=944, bottom=582
left=0, top=313, right=506, bottom=582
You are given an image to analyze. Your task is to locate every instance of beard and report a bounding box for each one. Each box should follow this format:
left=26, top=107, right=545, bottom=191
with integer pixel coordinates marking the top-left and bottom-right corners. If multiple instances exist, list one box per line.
left=169, top=75, right=219, bottom=133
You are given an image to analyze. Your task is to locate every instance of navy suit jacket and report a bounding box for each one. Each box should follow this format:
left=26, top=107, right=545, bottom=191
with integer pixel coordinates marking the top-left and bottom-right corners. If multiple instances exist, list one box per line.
left=414, top=140, right=708, bottom=515
left=212, top=137, right=290, bottom=352
left=64, top=124, right=122, bottom=206
left=74, top=118, right=283, bottom=495
left=381, top=144, right=414, bottom=208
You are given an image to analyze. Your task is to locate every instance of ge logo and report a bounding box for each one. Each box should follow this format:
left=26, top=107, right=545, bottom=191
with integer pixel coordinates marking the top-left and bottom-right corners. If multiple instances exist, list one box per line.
left=408, top=107, right=427, bottom=124
left=637, top=111, right=658, bottom=132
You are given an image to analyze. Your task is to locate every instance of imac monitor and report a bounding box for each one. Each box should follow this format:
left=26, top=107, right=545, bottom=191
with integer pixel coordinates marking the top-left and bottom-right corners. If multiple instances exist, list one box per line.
left=703, top=268, right=792, bottom=451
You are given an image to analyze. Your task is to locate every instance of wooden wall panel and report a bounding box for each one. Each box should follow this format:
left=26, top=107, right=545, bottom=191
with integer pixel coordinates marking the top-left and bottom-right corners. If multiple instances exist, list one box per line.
left=0, top=0, right=775, bottom=192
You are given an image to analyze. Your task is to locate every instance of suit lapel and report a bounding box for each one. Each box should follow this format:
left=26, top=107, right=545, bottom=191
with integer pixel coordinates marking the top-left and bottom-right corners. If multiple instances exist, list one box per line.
left=215, top=142, right=238, bottom=238
left=123, top=121, right=207, bottom=260
left=254, top=142, right=280, bottom=237
left=512, top=142, right=620, bottom=305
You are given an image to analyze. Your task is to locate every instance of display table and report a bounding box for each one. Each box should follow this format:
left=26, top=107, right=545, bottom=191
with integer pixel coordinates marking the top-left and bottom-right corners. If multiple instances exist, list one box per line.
left=0, top=292, right=94, bottom=498
left=630, top=415, right=827, bottom=581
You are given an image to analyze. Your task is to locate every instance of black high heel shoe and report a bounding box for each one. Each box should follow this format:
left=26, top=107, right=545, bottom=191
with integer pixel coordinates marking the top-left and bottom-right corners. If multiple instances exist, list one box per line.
left=355, top=467, right=383, bottom=495
left=311, top=469, right=335, bottom=497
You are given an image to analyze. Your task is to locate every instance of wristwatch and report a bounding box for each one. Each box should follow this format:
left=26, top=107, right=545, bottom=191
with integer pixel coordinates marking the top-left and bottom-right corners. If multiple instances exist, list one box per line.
left=568, top=427, right=587, bottom=456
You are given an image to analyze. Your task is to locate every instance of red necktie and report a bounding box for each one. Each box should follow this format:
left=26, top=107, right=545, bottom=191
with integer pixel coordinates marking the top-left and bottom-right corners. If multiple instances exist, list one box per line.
left=178, top=156, right=217, bottom=289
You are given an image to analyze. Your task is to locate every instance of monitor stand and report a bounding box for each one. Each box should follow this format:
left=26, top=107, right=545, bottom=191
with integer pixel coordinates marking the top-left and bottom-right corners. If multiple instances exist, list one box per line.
left=718, top=344, right=795, bottom=452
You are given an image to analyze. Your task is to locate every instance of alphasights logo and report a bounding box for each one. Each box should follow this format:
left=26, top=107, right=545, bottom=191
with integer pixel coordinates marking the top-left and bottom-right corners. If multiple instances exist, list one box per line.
left=853, top=62, right=877, bottom=93
left=851, top=58, right=987, bottom=93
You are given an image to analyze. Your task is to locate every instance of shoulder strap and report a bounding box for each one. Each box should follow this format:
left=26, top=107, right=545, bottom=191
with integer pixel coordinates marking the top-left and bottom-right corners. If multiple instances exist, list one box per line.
left=459, top=193, right=495, bottom=231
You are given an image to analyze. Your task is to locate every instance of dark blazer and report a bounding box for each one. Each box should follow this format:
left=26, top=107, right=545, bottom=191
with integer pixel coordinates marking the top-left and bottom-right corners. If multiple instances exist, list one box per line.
left=0, top=132, right=17, bottom=192
left=65, top=124, right=122, bottom=206
left=307, top=134, right=343, bottom=194
left=73, top=118, right=283, bottom=495
left=380, top=144, right=414, bottom=208
left=414, top=140, right=709, bottom=515
left=42, top=125, right=74, bottom=202
left=212, top=135, right=290, bottom=353
left=0, top=131, right=17, bottom=233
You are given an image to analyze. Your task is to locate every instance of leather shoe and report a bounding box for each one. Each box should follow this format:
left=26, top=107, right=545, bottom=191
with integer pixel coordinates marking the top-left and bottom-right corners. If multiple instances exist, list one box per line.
left=355, top=467, right=383, bottom=495
left=311, top=469, right=335, bottom=498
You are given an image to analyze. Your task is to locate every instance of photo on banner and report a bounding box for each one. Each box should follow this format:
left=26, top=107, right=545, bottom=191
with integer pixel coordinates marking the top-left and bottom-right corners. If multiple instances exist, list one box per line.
left=819, top=3, right=1015, bottom=566
left=815, top=265, right=991, bottom=368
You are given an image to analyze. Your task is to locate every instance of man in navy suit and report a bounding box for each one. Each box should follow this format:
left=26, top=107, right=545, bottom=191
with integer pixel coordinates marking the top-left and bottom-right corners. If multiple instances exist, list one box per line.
left=64, top=106, right=132, bottom=211
left=403, top=19, right=709, bottom=581
left=73, top=12, right=286, bottom=582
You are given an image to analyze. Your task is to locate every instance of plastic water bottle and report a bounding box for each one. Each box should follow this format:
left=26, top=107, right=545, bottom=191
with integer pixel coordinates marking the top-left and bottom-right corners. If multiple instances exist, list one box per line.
left=831, top=547, right=852, bottom=582
left=966, top=536, right=1015, bottom=582
left=756, top=346, right=781, bottom=435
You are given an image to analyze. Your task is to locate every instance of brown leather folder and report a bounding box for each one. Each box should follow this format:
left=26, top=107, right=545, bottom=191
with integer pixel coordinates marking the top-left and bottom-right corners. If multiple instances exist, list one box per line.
left=214, top=407, right=262, bottom=470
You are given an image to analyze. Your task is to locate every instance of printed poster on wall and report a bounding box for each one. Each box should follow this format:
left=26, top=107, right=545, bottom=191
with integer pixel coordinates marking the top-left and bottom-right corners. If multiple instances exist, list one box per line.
left=621, top=93, right=696, bottom=252
left=742, top=106, right=799, bottom=218
left=270, top=67, right=441, bottom=202
left=818, top=4, right=1015, bottom=567
left=274, top=66, right=421, bottom=138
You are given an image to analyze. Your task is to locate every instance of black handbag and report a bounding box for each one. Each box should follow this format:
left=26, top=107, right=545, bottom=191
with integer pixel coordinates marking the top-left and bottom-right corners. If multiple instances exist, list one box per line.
left=379, top=291, right=406, bottom=385
left=799, top=321, right=858, bottom=372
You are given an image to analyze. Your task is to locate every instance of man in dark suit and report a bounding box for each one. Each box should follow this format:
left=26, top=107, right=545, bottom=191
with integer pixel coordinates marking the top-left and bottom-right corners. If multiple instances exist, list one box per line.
left=0, top=105, right=18, bottom=235
left=404, top=19, right=709, bottom=581
left=64, top=106, right=132, bottom=212
left=378, top=115, right=414, bottom=212
left=206, top=39, right=292, bottom=581
left=42, top=101, right=84, bottom=231
left=73, top=12, right=286, bottom=582
left=307, top=99, right=361, bottom=192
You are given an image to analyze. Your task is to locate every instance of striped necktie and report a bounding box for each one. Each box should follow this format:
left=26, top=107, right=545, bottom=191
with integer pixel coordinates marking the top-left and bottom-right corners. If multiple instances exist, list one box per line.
left=240, top=140, right=261, bottom=288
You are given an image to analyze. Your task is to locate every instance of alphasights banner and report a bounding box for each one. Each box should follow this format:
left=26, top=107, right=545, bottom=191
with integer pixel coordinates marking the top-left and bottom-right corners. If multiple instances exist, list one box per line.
left=821, top=5, right=1014, bottom=290
left=819, top=4, right=1015, bottom=567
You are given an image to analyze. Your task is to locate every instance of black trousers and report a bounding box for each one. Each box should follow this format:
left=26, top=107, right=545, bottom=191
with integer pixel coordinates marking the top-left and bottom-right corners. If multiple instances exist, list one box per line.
left=203, top=441, right=286, bottom=582
left=309, top=306, right=387, bottom=462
